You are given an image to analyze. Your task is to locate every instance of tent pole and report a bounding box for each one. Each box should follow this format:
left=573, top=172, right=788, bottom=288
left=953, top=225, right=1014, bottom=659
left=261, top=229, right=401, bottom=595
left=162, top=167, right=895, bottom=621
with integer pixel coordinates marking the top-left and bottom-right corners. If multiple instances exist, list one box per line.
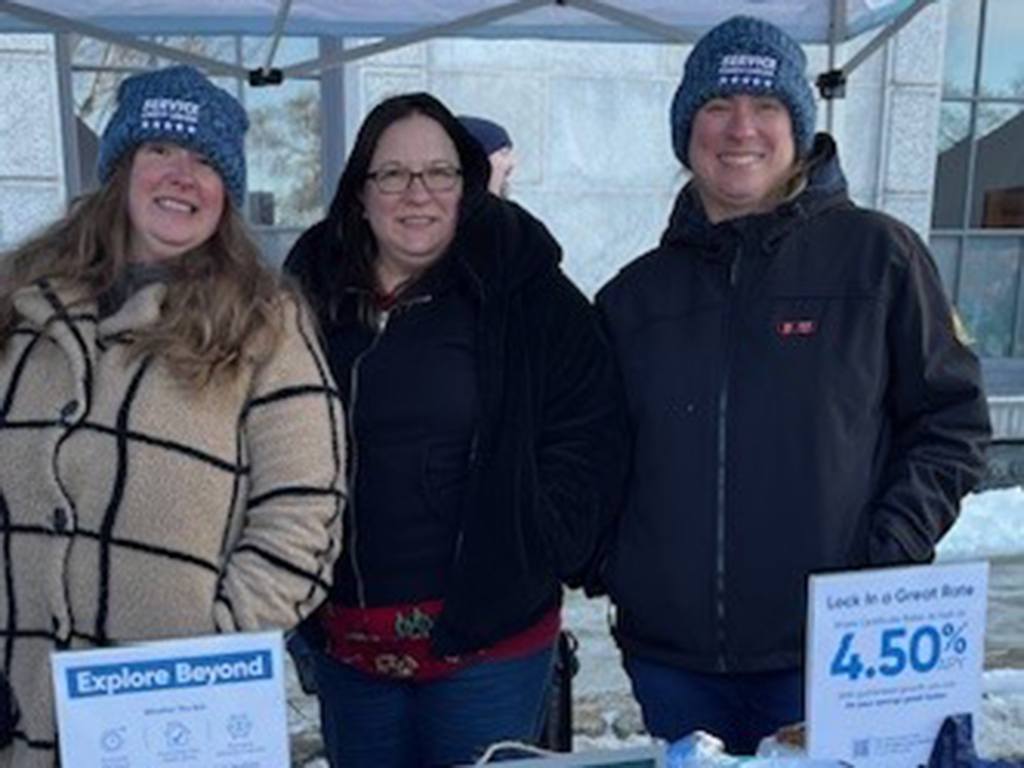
left=53, top=32, right=81, bottom=203
left=839, top=0, right=935, bottom=80
left=825, top=0, right=844, bottom=133
left=318, top=36, right=346, bottom=212
left=262, top=0, right=295, bottom=72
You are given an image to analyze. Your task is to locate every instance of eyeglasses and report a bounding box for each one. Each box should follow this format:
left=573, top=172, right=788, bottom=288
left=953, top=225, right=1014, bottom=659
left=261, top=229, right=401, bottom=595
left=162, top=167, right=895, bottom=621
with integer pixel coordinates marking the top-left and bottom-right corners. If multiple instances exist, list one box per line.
left=366, top=164, right=463, bottom=194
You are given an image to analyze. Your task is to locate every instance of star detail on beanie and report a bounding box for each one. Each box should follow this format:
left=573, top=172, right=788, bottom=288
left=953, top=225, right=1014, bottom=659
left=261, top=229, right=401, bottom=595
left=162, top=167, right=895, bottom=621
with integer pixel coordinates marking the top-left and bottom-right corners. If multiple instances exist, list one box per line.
left=718, top=75, right=775, bottom=88
left=140, top=97, right=200, bottom=136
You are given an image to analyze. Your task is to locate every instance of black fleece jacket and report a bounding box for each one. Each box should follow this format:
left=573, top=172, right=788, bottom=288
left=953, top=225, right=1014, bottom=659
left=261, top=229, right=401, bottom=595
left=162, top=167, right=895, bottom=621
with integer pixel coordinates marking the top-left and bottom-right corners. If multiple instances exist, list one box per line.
left=287, top=192, right=628, bottom=656
left=597, top=135, right=991, bottom=674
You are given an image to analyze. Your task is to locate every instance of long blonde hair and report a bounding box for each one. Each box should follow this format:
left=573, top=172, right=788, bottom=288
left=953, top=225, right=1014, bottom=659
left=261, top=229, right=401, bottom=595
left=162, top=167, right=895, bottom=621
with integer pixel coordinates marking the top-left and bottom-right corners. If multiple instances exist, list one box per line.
left=0, top=157, right=289, bottom=388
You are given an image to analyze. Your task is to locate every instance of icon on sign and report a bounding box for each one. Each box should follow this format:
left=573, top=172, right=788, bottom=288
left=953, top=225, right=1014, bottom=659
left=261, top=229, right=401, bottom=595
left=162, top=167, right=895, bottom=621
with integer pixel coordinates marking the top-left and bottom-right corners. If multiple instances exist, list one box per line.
left=164, top=721, right=191, bottom=749
left=227, top=713, right=253, bottom=740
left=100, top=727, right=125, bottom=752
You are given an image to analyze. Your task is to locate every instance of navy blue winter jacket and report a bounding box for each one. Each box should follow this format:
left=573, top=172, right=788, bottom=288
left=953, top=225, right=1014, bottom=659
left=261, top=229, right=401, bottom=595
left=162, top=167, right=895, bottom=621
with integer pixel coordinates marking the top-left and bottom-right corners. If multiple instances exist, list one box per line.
left=287, top=193, right=628, bottom=656
left=596, top=135, right=991, bottom=673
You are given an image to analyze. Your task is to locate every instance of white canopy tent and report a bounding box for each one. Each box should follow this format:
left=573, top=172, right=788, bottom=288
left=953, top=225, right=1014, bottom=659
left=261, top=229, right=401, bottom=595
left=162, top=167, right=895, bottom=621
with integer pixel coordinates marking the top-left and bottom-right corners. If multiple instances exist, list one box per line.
left=0, top=0, right=934, bottom=78
left=0, top=0, right=937, bottom=205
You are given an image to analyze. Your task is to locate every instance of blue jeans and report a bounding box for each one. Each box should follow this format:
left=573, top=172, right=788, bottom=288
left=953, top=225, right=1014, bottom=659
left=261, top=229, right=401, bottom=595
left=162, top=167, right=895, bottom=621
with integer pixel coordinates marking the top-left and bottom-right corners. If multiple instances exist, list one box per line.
left=624, top=654, right=803, bottom=756
left=313, top=645, right=555, bottom=768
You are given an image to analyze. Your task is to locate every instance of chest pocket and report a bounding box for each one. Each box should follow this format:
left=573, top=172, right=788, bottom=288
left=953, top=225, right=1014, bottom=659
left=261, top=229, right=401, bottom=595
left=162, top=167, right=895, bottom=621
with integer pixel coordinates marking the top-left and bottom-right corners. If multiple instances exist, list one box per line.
left=739, top=293, right=888, bottom=415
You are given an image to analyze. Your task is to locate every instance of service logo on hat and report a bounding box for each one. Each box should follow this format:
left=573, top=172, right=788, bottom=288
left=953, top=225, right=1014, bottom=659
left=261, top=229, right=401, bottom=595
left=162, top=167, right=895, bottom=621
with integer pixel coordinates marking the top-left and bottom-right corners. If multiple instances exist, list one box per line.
left=670, top=15, right=817, bottom=168
left=98, top=65, right=249, bottom=205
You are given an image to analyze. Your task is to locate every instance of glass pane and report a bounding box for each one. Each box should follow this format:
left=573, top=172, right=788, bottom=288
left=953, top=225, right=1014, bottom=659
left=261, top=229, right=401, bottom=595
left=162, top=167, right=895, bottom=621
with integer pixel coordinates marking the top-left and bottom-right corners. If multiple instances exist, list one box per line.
left=980, top=0, right=1024, bottom=96
left=71, top=36, right=153, bottom=68
left=943, top=0, right=981, bottom=97
left=928, top=236, right=960, bottom=298
left=970, top=103, right=1024, bottom=227
left=246, top=79, right=323, bottom=227
left=73, top=70, right=129, bottom=135
left=933, top=102, right=971, bottom=228
left=958, top=237, right=1020, bottom=357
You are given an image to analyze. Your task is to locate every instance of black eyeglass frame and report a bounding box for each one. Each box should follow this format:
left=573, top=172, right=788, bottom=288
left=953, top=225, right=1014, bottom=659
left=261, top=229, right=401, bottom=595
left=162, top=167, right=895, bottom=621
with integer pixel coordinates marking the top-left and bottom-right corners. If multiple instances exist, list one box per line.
left=365, top=164, right=463, bottom=194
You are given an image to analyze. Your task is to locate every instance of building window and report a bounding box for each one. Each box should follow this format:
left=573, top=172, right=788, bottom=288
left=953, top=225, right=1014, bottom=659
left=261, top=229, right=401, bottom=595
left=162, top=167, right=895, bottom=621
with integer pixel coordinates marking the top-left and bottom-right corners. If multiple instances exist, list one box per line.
left=932, top=0, right=1024, bottom=358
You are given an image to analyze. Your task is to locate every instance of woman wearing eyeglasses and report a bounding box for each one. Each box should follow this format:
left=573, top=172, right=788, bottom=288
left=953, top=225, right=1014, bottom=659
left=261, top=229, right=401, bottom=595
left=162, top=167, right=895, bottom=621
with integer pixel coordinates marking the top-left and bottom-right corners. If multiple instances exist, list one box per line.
left=283, top=92, right=627, bottom=767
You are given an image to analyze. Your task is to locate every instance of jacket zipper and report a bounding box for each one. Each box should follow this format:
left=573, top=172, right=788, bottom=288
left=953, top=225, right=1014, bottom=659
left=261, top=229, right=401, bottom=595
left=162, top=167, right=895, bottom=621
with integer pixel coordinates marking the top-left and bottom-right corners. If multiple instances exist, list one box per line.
left=449, top=262, right=486, bottom=574
left=346, top=294, right=432, bottom=608
left=715, top=248, right=742, bottom=672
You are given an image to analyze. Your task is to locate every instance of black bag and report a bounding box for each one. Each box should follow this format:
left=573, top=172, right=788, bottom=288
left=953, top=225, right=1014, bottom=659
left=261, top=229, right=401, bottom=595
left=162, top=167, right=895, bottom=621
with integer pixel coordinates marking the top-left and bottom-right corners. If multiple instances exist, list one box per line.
left=0, top=671, right=18, bottom=748
left=537, top=630, right=579, bottom=752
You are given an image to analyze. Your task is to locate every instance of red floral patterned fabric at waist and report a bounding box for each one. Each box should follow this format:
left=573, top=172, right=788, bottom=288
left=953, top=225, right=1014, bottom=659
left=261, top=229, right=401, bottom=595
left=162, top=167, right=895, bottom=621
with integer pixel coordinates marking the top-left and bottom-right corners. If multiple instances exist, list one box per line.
left=321, top=599, right=560, bottom=681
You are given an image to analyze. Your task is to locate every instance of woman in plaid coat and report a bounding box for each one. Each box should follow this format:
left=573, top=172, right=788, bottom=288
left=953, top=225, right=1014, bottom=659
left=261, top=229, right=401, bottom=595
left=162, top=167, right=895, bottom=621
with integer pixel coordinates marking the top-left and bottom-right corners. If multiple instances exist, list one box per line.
left=0, top=66, right=344, bottom=767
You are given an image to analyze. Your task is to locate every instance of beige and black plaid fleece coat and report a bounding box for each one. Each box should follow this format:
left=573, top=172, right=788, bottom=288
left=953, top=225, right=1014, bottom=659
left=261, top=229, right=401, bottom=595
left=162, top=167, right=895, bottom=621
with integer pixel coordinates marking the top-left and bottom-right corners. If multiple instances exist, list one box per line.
left=0, top=280, right=345, bottom=767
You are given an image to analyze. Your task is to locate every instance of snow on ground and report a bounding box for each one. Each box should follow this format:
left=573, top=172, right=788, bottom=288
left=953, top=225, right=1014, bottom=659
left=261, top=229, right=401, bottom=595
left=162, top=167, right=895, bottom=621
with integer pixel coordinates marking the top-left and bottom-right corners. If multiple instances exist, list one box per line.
left=938, top=487, right=1024, bottom=561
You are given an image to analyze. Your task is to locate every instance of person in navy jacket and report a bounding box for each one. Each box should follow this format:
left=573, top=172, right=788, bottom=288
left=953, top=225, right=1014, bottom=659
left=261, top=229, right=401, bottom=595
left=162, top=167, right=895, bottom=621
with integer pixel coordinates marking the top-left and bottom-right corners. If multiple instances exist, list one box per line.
left=597, top=15, right=990, bottom=755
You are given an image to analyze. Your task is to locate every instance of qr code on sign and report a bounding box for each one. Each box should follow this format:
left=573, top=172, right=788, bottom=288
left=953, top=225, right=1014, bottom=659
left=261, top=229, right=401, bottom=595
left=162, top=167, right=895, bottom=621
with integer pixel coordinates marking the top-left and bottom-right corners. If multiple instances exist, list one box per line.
left=853, top=738, right=870, bottom=758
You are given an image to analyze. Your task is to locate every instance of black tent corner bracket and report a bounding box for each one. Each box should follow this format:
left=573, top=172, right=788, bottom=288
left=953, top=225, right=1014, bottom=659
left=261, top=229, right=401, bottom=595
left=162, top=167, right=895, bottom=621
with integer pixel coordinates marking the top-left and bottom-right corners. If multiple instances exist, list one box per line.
left=816, top=68, right=847, bottom=100
left=248, top=67, right=284, bottom=87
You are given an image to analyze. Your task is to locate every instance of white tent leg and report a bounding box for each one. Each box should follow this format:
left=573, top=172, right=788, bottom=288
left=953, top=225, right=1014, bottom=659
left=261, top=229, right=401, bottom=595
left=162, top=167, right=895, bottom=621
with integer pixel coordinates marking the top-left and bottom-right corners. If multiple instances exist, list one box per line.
left=825, top=0, right=844, bottom=133
left=54, top=32, right=81, bottom=203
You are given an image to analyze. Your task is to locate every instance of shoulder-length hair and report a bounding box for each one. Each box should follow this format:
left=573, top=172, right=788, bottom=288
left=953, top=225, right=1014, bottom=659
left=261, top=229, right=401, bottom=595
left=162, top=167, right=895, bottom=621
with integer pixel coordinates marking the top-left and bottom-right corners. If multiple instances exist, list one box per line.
left=324, top=91, right=490, bottom=297
left=0, top=154, right=289, bottom=389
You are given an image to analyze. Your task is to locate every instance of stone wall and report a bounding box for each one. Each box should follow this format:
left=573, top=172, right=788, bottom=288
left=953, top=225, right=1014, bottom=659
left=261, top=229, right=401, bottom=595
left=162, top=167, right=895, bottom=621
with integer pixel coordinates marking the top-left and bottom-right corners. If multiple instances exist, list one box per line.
left=0, top=34, right=65, bottom=250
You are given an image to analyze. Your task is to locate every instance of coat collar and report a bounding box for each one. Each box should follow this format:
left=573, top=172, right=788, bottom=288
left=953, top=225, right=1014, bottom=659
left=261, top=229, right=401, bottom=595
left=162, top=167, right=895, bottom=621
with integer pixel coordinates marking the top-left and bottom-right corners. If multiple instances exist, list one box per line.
left=14, top=280, right=166, bottom=339
left=661, top=132, right=850, bottom=257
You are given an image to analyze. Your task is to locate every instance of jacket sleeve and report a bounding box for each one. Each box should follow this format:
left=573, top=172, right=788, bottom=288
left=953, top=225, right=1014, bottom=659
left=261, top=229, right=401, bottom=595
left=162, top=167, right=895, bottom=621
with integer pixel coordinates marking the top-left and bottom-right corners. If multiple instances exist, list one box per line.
left=531, top=267, right=630, bottom=589
left=213, top=299, right=345, bottom=631
left=868, top=227, right=991, bottom=565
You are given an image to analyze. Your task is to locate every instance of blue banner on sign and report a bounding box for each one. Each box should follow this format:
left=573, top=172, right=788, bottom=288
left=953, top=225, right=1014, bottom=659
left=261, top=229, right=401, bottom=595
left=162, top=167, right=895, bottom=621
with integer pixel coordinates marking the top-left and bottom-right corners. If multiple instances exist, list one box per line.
left=66, top=650, right=272, bottom=698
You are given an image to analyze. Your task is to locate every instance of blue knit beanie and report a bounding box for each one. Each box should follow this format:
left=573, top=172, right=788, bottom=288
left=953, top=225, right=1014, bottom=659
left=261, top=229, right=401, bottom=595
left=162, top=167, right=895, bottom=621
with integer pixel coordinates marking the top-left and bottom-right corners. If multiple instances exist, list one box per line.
left=98, top=65, right=249, bottom=205
left=458, top=115, right=513, bottom=155
left=670, top=15, right=816, bottom=167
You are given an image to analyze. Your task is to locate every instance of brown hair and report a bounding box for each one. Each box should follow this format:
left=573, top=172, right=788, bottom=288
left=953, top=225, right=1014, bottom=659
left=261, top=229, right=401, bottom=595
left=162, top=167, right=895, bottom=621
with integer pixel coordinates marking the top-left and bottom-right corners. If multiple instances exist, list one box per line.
left=0, top=156, right=290, bottom=388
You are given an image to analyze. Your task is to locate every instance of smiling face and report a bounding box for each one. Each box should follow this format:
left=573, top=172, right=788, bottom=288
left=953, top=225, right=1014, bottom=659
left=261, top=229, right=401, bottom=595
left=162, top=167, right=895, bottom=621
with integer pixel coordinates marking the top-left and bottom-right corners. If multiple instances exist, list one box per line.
left=362, top=114, right=463, bottom=293
left=126, top=141, right=225, bottom=264
left=688, top=94, right=797, bottom=224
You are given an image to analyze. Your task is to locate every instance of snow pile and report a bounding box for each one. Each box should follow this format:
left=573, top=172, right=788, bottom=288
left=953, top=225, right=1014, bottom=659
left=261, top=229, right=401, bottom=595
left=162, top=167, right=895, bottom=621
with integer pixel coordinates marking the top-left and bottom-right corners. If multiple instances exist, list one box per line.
left=938, top=487, right=1024, bottom=561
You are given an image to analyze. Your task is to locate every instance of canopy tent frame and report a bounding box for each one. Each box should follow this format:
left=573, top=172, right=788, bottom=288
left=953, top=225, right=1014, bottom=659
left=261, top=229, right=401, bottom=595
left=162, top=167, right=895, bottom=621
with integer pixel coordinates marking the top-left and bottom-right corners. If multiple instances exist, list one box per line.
left=0, top=0, right=938, bottom=207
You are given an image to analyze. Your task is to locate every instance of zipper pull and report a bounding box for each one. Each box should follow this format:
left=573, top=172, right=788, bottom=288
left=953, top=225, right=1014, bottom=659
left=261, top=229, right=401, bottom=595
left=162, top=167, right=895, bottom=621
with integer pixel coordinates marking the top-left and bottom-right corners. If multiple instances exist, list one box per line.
left=375, top=308, right=391, bottom=334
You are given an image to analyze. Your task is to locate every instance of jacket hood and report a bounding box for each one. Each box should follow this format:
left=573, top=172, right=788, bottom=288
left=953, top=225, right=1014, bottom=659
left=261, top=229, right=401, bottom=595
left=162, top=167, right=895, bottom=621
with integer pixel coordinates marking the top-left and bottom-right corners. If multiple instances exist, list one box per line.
left=661, top=132, right=849, bottom=252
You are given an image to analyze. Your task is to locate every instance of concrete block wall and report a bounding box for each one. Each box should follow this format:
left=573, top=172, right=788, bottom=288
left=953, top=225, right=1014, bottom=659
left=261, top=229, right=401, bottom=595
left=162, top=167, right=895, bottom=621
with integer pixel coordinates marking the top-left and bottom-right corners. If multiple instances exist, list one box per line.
left=342, top=38, right=688, bottom=297
left=0, top=34, right=65, bottom=251
left=831, top=1, right=947, bottom=238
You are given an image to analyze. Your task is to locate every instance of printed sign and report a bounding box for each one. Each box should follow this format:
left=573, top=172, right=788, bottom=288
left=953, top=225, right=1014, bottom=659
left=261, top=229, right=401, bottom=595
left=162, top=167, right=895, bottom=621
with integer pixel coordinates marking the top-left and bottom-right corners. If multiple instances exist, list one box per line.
left=52, top=631, right=288, bottom=767
left=805, top=561, right=988, bottom=766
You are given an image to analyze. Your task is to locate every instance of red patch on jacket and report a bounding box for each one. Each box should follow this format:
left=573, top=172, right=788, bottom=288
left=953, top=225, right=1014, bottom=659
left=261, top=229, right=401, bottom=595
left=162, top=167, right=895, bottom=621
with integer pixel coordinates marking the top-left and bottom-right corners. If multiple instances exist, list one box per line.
left=776, top=319, right=817, bottom=337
